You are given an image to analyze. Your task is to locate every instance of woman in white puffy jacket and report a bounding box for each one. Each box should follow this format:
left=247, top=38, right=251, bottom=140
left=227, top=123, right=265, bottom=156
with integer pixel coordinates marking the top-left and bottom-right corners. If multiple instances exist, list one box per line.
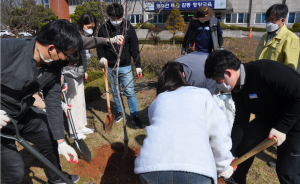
left=134, top=62, right=234, bottom=184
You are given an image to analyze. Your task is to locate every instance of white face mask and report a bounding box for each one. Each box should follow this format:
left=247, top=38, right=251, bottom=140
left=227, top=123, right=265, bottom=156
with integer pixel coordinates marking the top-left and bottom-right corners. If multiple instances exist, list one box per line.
left=35, top=44, right=53, bottom=63
left=266, top=21, right=280, bottom=32
left=216, top=75, right=232, bottom=92
left=110, top=19, right=123, bottom=26
left=83, top=28, right=93, bottom=36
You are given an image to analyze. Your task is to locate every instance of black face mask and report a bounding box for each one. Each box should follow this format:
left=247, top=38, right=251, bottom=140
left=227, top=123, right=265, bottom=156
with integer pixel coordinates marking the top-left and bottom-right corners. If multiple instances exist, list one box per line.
left=50, top=60, right=70, bottom=71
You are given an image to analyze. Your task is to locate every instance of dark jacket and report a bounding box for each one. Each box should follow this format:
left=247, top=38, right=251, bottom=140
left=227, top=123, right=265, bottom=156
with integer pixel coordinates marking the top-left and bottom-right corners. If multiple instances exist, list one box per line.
left=232, top=60, right=300, bottom=135
left=1, top=38, right=64, bottom=140
left=182, top=17, right=223, bottom=53
left=97, top=19, right=141, bottom=68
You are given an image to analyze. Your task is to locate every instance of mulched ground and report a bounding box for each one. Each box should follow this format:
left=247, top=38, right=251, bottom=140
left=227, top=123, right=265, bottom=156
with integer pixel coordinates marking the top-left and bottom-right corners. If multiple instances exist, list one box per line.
left=73, top=143, right=141, bottom=184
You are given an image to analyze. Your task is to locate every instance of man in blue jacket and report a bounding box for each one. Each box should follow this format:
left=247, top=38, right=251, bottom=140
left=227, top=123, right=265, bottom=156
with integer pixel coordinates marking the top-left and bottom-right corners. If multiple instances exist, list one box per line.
left=1, top=20, right=82, bottom=184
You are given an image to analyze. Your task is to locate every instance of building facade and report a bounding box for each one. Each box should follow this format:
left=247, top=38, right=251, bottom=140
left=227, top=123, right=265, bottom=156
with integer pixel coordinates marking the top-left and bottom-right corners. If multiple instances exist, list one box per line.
left=46, top=0, right=300, bottom=29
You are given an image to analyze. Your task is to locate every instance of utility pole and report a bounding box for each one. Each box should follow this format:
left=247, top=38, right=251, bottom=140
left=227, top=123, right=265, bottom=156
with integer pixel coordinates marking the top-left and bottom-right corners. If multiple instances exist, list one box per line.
left=58, top=0, right=61, bottom=19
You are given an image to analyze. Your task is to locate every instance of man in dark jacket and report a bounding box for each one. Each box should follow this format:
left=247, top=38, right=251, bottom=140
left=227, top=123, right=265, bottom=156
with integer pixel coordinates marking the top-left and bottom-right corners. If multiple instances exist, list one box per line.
left=204, top=50, right=300, bottom=184
left=182, top=6, right=223, bottom=54
left=0, top=20, right=82, bottom=184
left=97, top=3, right=144, bottom=129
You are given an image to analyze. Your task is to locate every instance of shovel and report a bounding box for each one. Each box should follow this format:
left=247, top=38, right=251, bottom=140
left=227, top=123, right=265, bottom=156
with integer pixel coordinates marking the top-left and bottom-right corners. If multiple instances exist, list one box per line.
left=103, top=60, right=114, bottom=134
left=62, top=91, right=91, bottom=163
left=218, top=136, right=278, bottom=184
left=0, top=115, right=74, bottom=184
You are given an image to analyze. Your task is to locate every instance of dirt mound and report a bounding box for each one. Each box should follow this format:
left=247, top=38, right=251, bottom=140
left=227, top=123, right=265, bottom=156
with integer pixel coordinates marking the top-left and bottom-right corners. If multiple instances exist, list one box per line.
left=73, top=143, right=141, bottom=184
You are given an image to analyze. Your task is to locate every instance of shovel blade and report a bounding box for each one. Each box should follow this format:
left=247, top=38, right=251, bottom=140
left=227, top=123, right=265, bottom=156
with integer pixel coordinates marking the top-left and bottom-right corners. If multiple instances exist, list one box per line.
left=105, top=114, right=114, bottom=135
left=73, top=139, right=91, bottom=163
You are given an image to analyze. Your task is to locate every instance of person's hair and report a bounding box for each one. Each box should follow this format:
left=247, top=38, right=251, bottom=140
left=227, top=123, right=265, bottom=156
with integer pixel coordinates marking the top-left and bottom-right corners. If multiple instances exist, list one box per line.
left=36, top=19, right=83, bottom=54
left=204, top=50, right=241, bottom=79
left=157, top=63, right=187, bottom=96
left=266, top=4, right=288, bottom=19
left=162, top=61, right=184, bottom=73
left=107, top=3, right=124, bottom=18
left=76, top=12, right=97, bottom=36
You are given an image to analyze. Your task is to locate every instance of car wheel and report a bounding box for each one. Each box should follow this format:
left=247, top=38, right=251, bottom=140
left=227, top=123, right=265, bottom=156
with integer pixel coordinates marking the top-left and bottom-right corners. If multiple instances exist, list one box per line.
left=20, top=34, right=24, bottom=37
left=3, top=34, right=7, bottom=36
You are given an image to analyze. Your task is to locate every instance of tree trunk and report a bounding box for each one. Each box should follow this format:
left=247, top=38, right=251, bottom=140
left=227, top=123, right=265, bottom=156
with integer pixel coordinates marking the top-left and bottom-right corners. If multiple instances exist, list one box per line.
left=172, top=32, right=175, bottom=45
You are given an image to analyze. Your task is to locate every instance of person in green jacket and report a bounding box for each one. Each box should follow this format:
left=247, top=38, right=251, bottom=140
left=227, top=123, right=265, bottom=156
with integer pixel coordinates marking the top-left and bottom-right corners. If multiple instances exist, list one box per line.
left=255, top=4, right=300, bottom=70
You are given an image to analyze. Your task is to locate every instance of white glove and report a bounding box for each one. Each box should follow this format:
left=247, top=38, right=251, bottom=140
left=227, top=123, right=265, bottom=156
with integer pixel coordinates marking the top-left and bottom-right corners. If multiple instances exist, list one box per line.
left=0, top=110, right=11, bottom=129
left=109, top=35, right=124, bottom=45
left=219, top=166, right=234, bottom=179
left=64, top=105, right=71, bottom=119
left=99, top=57, right=107, bottom=68
left=136, top=68, right=142, bottom=78
left=58, top=141, right=78, bottom=165
left=268, top=128, right=286, bottom=146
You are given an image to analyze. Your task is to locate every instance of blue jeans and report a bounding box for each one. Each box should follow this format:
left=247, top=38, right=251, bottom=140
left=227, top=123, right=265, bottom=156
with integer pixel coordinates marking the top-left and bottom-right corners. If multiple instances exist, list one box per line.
left=139, top=171, right=213, bottom=184
left=108, top=65, right=138, bottom=118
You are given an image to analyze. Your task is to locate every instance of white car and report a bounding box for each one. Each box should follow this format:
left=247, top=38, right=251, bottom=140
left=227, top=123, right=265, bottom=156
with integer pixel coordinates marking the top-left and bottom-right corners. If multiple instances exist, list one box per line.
left=0, top=30, right=12, bottom=36
left=19, top=31, right=32, bottom=37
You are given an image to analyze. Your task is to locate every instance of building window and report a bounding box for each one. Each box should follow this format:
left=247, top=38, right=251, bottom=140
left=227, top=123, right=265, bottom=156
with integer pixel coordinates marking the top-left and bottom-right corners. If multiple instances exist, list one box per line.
left=255, top=13, right=266, bottom=24
left=288, top=12, right=296, bottom=23
left=225, top=14, right=231, bottom=23
left=225, top=13, right=250, bottom=24
left=127, top=15, right=142, bottom=24
left=44, top=0, right=49, bottom=8
left=148, top=14, right=165, bottom=23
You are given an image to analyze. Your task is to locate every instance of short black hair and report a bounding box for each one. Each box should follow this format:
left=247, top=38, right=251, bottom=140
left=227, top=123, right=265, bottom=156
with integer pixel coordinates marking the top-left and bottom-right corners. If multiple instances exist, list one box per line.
left=266, top=4, right=288, bottom=19
left=157, top=64, right=187, bottom=96
left=162, top=61, right=184, bottom=73
left=107, top=3, right=124, bottom=18
left=77, top=12, right=97, bottom=36
left=36, top=19, right=83, bottom=64
left=204, top=50, right=241, bottom=79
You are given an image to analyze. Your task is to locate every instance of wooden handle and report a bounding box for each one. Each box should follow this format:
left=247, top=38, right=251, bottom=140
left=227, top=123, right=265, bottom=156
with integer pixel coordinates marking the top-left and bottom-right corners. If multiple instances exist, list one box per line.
left=231, top=137, right=278, bottom=167
left=103, top=61, right=111, bottom=112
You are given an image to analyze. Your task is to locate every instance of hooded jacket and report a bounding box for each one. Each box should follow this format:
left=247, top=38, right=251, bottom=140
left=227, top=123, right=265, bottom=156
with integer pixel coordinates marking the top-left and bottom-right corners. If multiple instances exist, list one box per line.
left=96, top=19, right=141, bottom=68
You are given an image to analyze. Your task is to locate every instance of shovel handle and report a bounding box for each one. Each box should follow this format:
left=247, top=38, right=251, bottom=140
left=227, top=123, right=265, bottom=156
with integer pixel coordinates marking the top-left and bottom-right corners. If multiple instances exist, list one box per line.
left=230, top=137, right=278, bottom=167
left=103, top=61, right=111, bottom=113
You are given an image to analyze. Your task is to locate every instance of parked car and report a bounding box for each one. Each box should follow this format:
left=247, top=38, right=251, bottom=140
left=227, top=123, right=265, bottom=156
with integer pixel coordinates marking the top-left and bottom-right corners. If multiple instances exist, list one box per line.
left=19, top=31, right=32, bottom=37
left=0, top=30, right=12, bottom=36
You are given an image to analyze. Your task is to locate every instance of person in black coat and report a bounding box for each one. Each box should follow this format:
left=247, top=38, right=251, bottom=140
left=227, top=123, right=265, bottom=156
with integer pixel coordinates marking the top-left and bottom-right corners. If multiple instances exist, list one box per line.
left=204, top=50, right=300, bottom=184
left=97, top=3, right=144, bottom=129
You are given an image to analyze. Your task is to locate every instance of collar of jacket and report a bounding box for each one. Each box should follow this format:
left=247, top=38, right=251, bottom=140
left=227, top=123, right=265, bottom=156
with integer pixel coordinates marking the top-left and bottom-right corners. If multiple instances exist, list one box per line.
left=28, top=37, right=38, bottom=66
left=263, top=24, right=288, bottom=46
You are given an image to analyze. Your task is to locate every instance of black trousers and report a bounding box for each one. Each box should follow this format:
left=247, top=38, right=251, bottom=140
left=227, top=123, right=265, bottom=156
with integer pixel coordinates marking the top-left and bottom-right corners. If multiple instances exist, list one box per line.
left=1, top=107, right=62, bottom=184
left=231, top=116, right=300, bottom=184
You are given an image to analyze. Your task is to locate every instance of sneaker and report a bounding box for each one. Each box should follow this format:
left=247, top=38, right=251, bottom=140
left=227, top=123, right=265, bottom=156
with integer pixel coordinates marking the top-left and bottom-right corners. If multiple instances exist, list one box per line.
left=114, top=112, right=125, bottom=123
left=79, top=127, right=94, bottom=134
left=132, top=115, right=145, bottom=129
left=46, top=173, right=80, bottom=184
left=70, top=133, right=86, bottom=140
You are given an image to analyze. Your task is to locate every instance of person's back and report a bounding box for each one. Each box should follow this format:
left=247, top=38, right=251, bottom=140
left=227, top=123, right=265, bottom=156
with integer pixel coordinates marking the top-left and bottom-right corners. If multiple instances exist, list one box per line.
left=175, top=52, right=218, bottom=94
left=135, top=67, right=233, bottom=184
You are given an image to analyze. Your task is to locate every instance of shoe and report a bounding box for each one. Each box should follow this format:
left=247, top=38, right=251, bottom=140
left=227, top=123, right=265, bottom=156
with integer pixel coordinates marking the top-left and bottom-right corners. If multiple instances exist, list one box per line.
left=79, top=127, right=94, bottom=134
left=268, top=160, right=276, bottom=168
left=114, top=112, right=125, bottom=123
left=70, top=133, right=86, bottom=140
left=132, top=115, right=145, bottom=129
left=47, top=173, right=80, bottom=184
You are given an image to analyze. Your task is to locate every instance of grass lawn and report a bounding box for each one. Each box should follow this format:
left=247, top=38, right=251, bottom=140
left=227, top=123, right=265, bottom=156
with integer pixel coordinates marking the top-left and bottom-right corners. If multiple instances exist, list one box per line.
left=17, top=37, right=279, bottom=184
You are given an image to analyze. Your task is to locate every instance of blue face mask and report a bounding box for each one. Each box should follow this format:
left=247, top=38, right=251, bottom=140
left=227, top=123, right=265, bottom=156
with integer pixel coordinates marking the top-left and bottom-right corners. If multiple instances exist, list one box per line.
left=216, top=75, right=232, bottom=92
